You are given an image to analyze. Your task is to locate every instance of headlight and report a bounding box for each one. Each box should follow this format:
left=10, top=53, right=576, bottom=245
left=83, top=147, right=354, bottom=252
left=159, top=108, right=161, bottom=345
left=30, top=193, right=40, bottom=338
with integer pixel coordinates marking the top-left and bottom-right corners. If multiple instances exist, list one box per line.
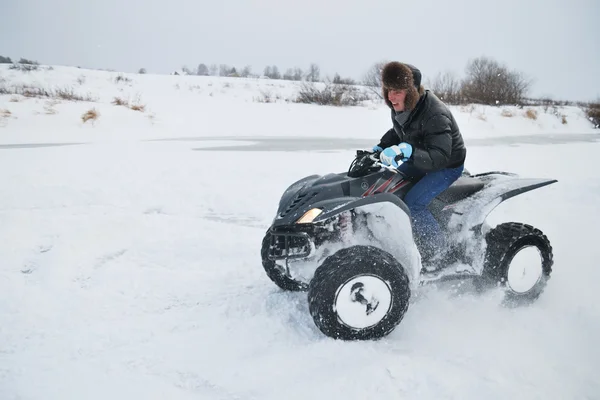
left=297, top=208, right=323, bottom=224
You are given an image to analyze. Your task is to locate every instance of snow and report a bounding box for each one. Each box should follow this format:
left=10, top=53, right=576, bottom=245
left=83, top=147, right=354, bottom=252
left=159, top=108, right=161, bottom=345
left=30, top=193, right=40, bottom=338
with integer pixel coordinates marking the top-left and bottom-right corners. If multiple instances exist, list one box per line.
left=1, top=65, right=599, bottom=399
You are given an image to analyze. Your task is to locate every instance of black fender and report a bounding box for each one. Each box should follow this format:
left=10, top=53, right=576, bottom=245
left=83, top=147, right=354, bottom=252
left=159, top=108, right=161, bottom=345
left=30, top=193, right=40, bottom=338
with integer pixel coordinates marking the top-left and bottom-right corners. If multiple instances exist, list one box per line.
left=446, top=174, right=557, bottom=235
left=313, top=192, right=411, bottom=223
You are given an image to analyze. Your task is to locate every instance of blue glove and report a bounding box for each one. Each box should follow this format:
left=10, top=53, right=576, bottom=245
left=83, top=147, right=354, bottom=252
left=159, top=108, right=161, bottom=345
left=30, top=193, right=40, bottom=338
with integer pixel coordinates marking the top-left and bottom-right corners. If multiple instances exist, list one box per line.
left=380, top=143, right=413, bottom=168
left=372, top=145, right=383, bottom=153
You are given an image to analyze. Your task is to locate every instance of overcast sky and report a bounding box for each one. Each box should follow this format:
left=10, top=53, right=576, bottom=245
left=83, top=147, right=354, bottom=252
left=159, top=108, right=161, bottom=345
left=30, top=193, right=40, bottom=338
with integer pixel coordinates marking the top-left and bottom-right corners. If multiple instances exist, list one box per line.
left=1, top=0, right=598, bottom=102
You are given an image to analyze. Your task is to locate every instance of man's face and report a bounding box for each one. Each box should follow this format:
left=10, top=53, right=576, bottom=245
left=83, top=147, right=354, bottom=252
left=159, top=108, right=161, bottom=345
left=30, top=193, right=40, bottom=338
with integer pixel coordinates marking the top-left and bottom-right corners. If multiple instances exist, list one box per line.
left=387, top=89, right=406, bottom=111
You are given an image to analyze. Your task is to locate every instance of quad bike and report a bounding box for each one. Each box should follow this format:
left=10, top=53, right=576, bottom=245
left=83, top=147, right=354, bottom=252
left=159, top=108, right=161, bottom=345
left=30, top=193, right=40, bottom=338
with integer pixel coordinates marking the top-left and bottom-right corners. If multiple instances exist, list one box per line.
left=260, top=150, right=556, bottom=341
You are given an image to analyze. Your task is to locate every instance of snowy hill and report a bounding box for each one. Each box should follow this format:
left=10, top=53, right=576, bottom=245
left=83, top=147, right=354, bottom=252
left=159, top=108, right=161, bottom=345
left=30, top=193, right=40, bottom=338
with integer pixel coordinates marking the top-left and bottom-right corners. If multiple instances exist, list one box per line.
left=0, top=64, right=596, bottom=144
left=1, top=64, right=599, bottom=400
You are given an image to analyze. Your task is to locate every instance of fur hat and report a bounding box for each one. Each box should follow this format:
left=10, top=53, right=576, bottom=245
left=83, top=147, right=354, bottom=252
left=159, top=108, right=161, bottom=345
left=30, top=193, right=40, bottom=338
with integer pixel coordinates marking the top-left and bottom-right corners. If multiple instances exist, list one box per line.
left=381, top=62, right=424, bottom=111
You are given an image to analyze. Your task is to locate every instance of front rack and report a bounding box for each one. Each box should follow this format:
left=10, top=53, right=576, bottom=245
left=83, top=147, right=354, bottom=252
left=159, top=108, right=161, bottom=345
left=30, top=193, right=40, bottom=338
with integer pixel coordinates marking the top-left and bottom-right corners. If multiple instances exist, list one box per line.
left=267, top=231, right=313, bottom=261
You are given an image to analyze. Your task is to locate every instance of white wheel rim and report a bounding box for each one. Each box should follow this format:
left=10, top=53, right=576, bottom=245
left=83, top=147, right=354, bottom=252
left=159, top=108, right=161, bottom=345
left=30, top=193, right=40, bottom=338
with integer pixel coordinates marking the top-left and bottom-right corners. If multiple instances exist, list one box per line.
left=334, top=275, right=393, bottom=329
left=506, top=246, right=544, bottom=293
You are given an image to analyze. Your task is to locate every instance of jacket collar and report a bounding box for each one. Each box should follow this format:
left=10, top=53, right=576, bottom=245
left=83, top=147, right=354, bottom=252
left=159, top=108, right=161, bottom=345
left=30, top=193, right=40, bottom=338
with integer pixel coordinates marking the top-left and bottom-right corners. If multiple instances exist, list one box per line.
left=392, top=91, right=428, bottom=127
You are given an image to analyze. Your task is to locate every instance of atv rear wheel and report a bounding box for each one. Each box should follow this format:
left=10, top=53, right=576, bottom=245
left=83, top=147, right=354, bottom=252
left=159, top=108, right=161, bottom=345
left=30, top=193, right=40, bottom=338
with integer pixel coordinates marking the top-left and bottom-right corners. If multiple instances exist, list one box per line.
left=479, top=222, right=553, bottom=306
left=308, top=245, right=410, bottom=341
left=261, top=231, right=308, bottom=291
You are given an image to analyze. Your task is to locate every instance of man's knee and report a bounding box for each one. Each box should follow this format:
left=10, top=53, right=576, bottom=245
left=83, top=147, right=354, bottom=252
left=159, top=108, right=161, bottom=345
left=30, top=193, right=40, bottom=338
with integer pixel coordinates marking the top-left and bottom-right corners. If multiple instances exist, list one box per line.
left=403, top=194, right=431, bottom=214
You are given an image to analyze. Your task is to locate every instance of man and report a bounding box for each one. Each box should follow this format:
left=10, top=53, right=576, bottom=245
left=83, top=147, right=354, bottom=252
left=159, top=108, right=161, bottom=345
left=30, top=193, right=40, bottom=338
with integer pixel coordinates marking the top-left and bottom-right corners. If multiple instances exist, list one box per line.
left=372, top=61, right=467, bottom=265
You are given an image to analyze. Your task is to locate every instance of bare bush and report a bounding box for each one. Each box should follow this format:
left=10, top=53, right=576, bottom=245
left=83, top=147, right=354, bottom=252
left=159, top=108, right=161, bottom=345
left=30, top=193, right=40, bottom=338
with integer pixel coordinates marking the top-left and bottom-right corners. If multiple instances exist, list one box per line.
left=55, top=87, right=94, bottom=101
left=112, top=96, right=128, bottom=106
left=461, top=56, right=532, bottom=105
left=114, top=74, right=132, bottom=83
left=81, top=108, right=99, bottom=123
left=196, top=64, right=209, bottom=76
left=305, top=63, right=320, bottom=82
left=292, top=67, right=303, bottom=81
left=586, top=101, right=600, bottom=128
left=294, top=82, right=369, bottom=106
left=9, top=63, right=39, bottom=72
left=18, top=58, right=39, bottom=65
left=332, top=73, right=356, bottom=85
left=254, top=89, right=281, bottom=103
left=19, top=86, right=52, bottom=98
left=263, top=66, right=281, bottom=79
left=362, top=60, right=388, bottom=99
left=0, top=83, right=97, bottom=102
left=428, top=71, right=462, bottom=104
left=112, top=95, right=146, bottom=112
left=524, top=109, right=538, bottom=120
left=501, top=109, right=514, bottom=117
left=130, top=104, right=145, bottom=112
left=282, top=68, right=294, bottom=81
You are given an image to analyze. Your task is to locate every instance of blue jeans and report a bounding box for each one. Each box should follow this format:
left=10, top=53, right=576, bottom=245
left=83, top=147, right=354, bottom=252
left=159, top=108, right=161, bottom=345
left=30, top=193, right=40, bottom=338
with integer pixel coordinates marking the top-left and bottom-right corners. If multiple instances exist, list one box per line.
left=396, top=162, right=464, bottom=260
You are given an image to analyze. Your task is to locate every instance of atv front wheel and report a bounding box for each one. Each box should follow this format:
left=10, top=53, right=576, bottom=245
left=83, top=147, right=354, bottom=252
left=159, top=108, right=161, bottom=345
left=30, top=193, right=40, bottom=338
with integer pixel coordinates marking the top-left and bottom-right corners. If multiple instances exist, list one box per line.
left=308, top=245, right=410, bottom=341
left=480, top=222, right=553, bottom=306
left=261, top=231, right=308, bottom=291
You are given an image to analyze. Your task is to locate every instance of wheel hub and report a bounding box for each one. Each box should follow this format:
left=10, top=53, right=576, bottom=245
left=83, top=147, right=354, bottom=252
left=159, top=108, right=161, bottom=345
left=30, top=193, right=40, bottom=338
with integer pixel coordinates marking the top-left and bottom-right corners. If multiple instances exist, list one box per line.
left=506, top=246, right=544, bottom=293
left=335, top=275, right=392, bottom=329
left=350, top=282, right=380, bottom=315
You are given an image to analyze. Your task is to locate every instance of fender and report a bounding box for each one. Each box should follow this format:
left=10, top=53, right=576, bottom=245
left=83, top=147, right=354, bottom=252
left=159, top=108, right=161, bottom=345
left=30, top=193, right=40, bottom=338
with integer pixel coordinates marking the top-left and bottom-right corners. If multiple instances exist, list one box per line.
left=447, top=173, right=557, bottom=236
left=313, top=192, right=411, bottom=223
left=312, top=193, right=421, bottom=285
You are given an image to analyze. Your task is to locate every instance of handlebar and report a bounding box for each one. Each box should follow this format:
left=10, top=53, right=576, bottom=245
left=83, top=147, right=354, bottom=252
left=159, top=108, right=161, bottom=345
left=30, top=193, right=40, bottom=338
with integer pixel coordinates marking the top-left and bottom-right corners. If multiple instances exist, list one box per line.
left=368, top=153, right=400, bottom=173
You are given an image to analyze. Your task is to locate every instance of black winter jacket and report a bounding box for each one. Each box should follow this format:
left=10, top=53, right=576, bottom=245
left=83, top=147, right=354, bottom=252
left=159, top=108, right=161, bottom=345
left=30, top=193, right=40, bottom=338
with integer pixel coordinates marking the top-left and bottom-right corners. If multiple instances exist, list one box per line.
left=377, top=90, right=466, bottom=172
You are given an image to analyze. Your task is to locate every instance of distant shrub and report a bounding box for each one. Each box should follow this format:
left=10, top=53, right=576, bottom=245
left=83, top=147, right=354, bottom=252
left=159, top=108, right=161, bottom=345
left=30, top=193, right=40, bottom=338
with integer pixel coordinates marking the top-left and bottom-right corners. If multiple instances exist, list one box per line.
left=294, top=82, right=370, bottom=106
left=332, top=73, right=356, bottom=85
left=263, top=65, right=281, bottom=79
left=461, top=56, right=531, bottom=105
left=524, top=109, right=538, bottom=120
left=111, top=95, right=145, bottom=112
left=361, top=61, right=387, bottom=96
left=9, top=63, right=39, bottom=72
left=586, top=101, right=600, bottom=128
left=114, top=74, right=132, bottom=83
left=429, top=70, right=462, bottom=105
left=305, top=63, right=321, bottom=82
left=501, top=109, right=514, bottom=117
left=18, top=58, right=39, bottom=65
left=0, top=82, right=97, bottom=102
left=0, top=55, right=12, bottom=63
left=112, top=96, right=128, bottom=106
left=254, top=89, right=281, bottom=103
left=55, top=87, right=95, bottom=101
left=82, top=108, right=99, bottom=123
left=130, top=104, right=145, bottom=112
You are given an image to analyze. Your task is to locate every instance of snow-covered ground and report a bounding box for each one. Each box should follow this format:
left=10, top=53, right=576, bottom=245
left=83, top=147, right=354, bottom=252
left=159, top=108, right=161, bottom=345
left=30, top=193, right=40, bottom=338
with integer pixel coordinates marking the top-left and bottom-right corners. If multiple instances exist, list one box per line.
left=0, top=65, right=596, bottom=145
left=1, top=65, right=599, bottom=399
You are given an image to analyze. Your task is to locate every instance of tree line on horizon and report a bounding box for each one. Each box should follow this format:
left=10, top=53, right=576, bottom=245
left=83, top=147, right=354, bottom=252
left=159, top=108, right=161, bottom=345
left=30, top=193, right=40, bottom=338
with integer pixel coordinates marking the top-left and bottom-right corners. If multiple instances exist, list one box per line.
left=1, top=53, right=598, bottom=126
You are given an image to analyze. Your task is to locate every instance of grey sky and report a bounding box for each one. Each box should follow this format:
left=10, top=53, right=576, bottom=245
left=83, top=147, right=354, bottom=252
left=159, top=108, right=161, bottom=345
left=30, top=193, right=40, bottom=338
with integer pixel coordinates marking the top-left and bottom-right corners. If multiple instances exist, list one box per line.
left=1, top=0, right=598, bottom=102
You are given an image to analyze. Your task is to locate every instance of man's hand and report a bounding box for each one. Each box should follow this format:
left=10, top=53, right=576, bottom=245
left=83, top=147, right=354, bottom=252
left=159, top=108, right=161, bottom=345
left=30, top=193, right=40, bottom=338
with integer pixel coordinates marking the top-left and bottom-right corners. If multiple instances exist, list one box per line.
left=380, top=143, right=413, bottom=168
left=372, top=145, right=383, bottom=153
